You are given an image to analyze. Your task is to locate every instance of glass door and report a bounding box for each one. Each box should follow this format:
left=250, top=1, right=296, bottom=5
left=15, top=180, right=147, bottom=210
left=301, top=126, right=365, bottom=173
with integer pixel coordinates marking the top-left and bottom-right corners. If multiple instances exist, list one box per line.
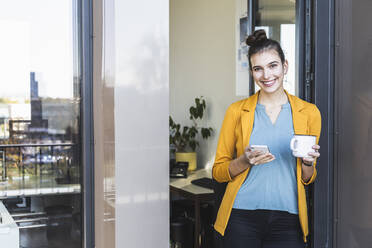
left=0, top=1, right=84, bottom=247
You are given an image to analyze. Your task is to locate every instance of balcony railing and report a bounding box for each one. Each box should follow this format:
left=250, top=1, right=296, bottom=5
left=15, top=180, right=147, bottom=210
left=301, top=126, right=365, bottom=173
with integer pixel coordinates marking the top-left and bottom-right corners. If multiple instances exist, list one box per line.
left=0, top=143, right=80, bottom=198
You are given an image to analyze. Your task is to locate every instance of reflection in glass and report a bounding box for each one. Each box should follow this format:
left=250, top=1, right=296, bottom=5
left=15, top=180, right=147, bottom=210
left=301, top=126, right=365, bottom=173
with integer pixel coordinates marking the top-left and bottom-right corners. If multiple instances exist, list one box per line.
left=0, top=1, right=82, bottom=247
left=253, top=0, right=297, bottom=95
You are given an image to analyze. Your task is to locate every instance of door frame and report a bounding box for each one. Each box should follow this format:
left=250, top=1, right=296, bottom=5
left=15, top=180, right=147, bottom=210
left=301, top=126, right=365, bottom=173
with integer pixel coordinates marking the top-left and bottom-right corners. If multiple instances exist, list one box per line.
left=82, top=0, right=95, bottom=247
left=311, top=0, right=335, bottom=247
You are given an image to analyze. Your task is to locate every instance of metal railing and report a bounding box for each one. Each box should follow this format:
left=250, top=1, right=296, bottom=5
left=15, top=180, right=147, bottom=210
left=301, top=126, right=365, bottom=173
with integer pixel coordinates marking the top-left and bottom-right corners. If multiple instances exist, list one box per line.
left=0, top=142, right=76, bottom=183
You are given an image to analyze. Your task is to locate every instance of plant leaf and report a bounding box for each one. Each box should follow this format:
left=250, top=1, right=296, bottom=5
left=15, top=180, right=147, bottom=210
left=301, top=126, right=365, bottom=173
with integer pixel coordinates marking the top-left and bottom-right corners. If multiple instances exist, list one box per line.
left=169, top=116, right=174, bottom=126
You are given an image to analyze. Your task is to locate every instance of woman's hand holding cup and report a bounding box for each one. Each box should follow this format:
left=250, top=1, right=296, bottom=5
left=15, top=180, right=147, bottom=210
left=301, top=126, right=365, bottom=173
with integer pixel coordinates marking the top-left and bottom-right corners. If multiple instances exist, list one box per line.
left=302, top=144, right=320, bottom=166
left=289, top=135, right=320, bottom=166
left=244, top=146, right=275, bottom=166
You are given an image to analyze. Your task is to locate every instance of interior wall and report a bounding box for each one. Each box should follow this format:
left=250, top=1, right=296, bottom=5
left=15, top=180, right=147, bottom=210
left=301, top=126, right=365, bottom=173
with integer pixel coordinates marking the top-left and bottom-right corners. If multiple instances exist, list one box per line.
left=170, top=0, right=245, bottom=169
left=94, top=0, right=169, bottom=247
left=113, top=1, right=170, bottom=247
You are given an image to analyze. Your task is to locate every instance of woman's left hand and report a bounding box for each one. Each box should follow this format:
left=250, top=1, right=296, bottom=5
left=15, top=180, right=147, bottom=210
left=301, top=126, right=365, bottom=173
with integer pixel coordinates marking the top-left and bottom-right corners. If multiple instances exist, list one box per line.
left=302, top=144, right=320, bottom=166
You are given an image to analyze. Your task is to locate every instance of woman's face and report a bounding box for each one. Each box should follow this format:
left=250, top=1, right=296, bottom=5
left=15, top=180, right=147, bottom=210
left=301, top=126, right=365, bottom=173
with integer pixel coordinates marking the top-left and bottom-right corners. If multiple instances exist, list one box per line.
left=250, top=49, right=288, bottom=95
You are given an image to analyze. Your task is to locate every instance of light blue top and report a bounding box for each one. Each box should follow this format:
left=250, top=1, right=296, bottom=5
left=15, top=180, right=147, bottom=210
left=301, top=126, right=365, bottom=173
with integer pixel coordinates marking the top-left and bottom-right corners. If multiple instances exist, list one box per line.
left=233, top=102, right=298, bottom=214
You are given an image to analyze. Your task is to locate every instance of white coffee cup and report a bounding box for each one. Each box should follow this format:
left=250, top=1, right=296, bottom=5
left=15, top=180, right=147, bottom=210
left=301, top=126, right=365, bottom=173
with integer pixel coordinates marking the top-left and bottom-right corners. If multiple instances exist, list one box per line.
left=290, top=135, right=316, bottom=158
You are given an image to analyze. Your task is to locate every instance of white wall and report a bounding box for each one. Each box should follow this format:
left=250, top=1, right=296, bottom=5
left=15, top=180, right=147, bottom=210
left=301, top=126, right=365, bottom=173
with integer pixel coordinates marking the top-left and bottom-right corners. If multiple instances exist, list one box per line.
left=114, top=0, right=169, bottom=247
left=170, top=0, right=245, bottom=169
left=94, top=0, right=169, bottom=247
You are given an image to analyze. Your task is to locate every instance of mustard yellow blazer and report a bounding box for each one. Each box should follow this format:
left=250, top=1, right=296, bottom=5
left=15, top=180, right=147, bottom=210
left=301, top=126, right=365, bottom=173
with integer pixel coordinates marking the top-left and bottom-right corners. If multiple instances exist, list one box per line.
left=212, top=91, right=321, bottom=242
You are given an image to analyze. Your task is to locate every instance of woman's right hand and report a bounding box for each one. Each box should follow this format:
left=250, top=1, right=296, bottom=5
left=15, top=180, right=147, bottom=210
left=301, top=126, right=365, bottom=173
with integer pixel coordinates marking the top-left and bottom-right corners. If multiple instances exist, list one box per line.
left=228, top=146, right=276, bottom=179
left=244, top=146, right=275, bottom=166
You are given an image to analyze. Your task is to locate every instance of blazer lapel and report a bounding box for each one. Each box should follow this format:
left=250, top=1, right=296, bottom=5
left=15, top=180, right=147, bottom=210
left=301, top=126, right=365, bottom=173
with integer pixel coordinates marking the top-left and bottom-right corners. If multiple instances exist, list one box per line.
left=286, top=92, right=308, bottom=135
left=293, top=111, right=308, bottom=134
left=241, top=92, right=259, bottom=148
left=241, top=110, right=255, bottom=149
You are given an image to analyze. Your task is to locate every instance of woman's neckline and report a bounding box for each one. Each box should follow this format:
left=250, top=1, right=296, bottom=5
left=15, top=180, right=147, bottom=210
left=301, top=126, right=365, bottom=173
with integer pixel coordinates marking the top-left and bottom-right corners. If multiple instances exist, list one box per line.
left=256, top=102, right=290, bottom=109
left=257, top=89, right=289, bottom=107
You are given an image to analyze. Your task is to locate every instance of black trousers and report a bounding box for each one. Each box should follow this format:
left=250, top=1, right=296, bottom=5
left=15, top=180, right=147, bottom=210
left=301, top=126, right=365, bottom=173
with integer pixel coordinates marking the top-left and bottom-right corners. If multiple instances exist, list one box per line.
left=224, top=209, right=305, bottom=248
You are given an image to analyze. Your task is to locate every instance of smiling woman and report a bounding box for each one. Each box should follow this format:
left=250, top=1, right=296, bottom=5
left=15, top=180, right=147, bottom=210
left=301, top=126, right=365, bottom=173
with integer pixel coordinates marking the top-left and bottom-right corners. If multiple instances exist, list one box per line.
left=247, top=30, right=288, bottom=96
left=251, top=49, right=287, bottom=94
left=212, top=29, right=322, bottom=248
left=252, top=0, right=297, bottom=95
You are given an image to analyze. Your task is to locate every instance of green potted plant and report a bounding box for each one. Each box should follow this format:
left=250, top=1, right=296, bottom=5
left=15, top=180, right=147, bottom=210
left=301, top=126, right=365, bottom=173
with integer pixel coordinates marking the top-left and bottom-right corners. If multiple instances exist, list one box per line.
left=169, top=96, right=213, bottom=171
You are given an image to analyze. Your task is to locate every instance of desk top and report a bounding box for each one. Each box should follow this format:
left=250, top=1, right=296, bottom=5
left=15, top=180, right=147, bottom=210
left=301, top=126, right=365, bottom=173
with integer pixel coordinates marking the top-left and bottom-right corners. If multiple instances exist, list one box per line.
left=170, top=169, right=213, bottom=196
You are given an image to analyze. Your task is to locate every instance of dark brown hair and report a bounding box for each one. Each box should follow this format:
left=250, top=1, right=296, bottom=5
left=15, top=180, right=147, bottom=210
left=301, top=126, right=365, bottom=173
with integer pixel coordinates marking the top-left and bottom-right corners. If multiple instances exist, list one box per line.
left=246, top=29, right=285, bottom=70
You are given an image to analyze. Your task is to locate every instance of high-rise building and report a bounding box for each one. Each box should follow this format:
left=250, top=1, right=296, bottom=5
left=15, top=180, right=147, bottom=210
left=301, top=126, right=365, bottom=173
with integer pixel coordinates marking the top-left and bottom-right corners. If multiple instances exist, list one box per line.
left=30, top=72, right=38, bottom=100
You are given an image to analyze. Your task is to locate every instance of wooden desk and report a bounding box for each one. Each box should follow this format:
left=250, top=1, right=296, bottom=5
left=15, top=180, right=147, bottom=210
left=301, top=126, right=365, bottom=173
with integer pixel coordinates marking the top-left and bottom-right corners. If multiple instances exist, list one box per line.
left=170, top=169, right=214, bottom=248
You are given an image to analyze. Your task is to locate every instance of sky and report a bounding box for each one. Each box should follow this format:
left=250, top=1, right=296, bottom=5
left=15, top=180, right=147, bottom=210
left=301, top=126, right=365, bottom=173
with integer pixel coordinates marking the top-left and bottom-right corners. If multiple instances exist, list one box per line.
left=0, top=0, right=75, bottom=99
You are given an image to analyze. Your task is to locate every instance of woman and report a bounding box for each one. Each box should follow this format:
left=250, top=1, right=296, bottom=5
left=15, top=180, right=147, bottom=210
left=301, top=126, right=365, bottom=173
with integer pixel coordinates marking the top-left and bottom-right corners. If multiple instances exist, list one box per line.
left=212, top=29, right=321, bottom=248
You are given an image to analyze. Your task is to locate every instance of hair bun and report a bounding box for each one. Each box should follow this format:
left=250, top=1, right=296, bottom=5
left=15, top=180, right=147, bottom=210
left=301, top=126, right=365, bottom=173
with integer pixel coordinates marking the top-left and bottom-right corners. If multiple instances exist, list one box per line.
left=246, top=29, right=268, bottom=46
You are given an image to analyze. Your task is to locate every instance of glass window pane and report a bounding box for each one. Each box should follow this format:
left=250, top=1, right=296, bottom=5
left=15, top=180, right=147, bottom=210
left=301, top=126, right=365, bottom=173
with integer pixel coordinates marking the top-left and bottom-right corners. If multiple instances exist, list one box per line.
left=0, top=1, right=82, bottom=247
left=253, top=0, right=297, bottom=95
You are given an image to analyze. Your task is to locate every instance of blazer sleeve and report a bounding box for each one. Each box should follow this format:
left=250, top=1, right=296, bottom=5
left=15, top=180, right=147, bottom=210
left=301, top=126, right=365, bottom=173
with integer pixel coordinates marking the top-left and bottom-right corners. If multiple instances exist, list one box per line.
left=301, top=104, right=322, bottom=185
left=212, top=104, right=238, bottom=183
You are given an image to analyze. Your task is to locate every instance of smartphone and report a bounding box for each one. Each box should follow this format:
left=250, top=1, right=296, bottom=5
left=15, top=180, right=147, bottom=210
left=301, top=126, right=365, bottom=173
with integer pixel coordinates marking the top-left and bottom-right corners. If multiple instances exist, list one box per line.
left=250, top=145, right=270, bottom=154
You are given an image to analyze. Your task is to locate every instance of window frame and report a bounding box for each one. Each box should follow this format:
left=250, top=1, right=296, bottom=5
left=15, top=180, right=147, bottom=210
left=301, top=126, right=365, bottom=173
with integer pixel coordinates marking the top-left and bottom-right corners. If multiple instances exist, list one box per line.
left=81, top=0, right=95, bottom=247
